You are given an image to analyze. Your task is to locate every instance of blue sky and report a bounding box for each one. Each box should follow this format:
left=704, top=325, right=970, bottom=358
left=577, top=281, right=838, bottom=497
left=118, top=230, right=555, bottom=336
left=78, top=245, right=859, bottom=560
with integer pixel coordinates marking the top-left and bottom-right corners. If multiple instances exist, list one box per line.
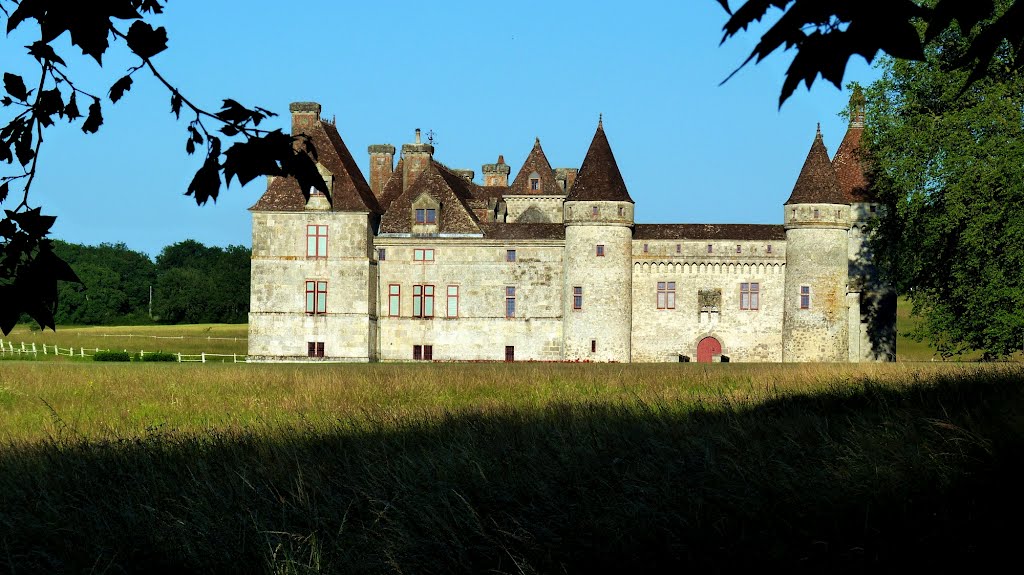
left=5, top=0, right=879, bottom=256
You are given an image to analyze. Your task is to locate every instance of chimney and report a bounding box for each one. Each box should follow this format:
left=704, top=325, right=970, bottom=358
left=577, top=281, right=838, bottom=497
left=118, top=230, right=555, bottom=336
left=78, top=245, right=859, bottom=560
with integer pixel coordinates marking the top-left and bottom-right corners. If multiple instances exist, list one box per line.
left=452, top=169, right=475, bottom=181
left=482, top=154, right=511, bottom=187
left=368, top=144, right=395, bottom=198
left=401, top=128, right=434, bottom=191
left=289, top=102, right=321, bottom=135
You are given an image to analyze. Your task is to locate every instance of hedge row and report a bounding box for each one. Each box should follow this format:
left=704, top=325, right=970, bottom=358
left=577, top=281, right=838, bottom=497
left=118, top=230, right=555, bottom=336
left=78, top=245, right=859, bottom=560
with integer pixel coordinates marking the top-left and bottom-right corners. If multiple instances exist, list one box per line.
left=92, top=351, right=178, bottom=362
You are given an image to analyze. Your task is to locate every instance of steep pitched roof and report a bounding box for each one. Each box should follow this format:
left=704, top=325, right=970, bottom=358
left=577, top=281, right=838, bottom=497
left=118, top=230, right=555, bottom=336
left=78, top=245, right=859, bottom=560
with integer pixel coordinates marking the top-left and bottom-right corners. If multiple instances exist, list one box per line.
left=377, top=158, right=405, bottom=212
left=634, top=224, right=786, bottom=241
left=565, top=119, right=633, bottom=203
left=509, top=138, right=562, bottom=195
left=832, top=124, right=873, bottom=202
left=785, top=126, right=846, bottom=206
left=250, top=118, right=382, bottom=213
left=379, top=161, right=482, bottom=234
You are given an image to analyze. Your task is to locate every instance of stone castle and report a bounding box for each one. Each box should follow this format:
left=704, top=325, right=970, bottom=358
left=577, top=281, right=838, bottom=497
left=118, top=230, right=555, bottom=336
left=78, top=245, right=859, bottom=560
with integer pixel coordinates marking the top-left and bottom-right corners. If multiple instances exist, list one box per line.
left=247, top=97, right=895, bottom=363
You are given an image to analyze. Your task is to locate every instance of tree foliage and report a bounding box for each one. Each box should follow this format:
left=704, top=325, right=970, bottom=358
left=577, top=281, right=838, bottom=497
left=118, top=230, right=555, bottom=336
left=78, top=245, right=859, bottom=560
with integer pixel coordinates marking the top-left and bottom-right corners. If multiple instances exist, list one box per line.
left=863, top=0, right=1024, bottom=358
left=0, top=0, right=325, bottom=334
left=718, top=0, right=1024, bottom=105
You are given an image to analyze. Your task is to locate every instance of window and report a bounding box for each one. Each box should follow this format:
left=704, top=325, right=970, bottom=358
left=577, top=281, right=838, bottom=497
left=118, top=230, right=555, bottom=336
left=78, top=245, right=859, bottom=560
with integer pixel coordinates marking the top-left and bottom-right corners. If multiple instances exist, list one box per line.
left=813, top=208, right=820, bottom=219
left=800, top=285, right=811, bottom=309
left=596, top=245, right=605, bottom=257
left=573, top=286, right=583, bottom=310
left=415, top=208, right=437, bottom=224
left=618, top=206, right=624, bottom=217
left=740, top=282, right=760, bottom=310
left=707, top=244, right=713, bottom=253
left=413, top=248, right=434, bottom=262
left=506, top=249, right=516, bottom=262
left=591, top=339, right=597, bottom=353
left=530, top=178, right=539, bottom=191
left=736, top=244, right=742, bottom=253
left=643, top=243, right=649, bottom=253
left=447, top=285, right=459, bottom=318
left=413, top=345, right=421, bottom=360
left=870, top=205, right=877, bottom=213
left=413, top=285, right=434, bottom=318
left=307, top=342, right=324, bottom=357
left=592, top=206, right=599, bottom=217
left=657, top=281, right=676, bottom=309
left=388, top=284, right=400, bottom=316
left=306, top=225, right=328, bottom=258
left=676, top=244, right=681, bottom=254
left=505, top=286, right=516, bottom=318
left=766, top=244, right=772, bottom=254
left=305, top=280, right=327, bottom=315
left=505, top=346, right=515, bottom=362
left=377, top=248, right=386, bottom=261
left=413, top=344, right=433, bottom=361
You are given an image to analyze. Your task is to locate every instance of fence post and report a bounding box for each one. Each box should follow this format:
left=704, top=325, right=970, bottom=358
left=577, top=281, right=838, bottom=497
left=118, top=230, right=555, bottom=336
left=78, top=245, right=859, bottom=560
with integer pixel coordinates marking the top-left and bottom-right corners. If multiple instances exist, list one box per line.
left=177, top=352, right=182, bottom=363
left=32, top=342, right=36, bottom=356
left=42, top=344, right=47, bottom=355
left=21, top=342, right=25, bottom=352
left=141, top=350, right=145, bottom=358
left=201, top=352, right=206, bottom=363
left=233, top=353, right=237, bottom=363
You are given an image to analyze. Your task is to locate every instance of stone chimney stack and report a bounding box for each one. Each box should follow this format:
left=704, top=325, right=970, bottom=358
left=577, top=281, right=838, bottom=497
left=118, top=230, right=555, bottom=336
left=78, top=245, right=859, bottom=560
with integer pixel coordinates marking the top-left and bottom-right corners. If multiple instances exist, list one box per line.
left=290, top=102, right=321, bottom=135
left=368, top=144, right=395, bottom=198
left=482, top=154, right=511, bottom=187
left=401, top=128, right=434, bottom=191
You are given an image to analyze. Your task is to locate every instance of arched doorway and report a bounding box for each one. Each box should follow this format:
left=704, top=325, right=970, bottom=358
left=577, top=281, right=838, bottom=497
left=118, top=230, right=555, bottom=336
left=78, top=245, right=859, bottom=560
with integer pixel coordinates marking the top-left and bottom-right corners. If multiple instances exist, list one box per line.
left=696, top=337, right=722, bottom=363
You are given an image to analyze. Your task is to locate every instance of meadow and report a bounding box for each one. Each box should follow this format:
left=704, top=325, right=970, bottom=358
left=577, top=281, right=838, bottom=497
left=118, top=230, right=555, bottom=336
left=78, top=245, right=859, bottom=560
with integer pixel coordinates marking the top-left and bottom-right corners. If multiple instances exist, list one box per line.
left=1, top=360, right=1022, bottom=572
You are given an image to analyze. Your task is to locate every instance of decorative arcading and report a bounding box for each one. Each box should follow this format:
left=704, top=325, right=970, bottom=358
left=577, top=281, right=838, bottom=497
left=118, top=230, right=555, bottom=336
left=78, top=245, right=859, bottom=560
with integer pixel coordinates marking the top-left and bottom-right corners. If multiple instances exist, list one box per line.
left=632, top=261, right=784, bottom=275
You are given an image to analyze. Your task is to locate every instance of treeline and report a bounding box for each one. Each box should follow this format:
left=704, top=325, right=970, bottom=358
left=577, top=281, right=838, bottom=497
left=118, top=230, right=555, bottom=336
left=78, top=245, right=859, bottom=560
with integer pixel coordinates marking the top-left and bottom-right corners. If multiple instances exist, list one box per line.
left=52, top=240, right=250, bottom=325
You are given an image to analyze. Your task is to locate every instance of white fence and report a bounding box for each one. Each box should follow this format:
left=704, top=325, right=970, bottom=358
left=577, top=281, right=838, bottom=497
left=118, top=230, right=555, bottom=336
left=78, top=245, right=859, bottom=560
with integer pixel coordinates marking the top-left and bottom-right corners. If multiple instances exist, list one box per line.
left=0, top=339, right=246, bottom=363
left=74, top=333, right=246, bottom=342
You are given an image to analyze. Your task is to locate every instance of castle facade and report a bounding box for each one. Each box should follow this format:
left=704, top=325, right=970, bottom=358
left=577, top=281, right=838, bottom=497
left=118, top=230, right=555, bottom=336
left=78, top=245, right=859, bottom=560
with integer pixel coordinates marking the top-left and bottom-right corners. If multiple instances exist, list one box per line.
left=248, top=100, right=895, bottom=363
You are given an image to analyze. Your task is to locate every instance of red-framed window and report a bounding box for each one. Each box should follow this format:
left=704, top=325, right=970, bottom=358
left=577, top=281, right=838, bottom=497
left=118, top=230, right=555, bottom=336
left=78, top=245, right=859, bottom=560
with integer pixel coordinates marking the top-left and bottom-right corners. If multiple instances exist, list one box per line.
left=415, top=208, right=436, bottom=224
left=800, top=285, right=811, bottom=309
left=530, top=178, right=540, bottom=191
left=307, top=342, right=324, bottom=357
left=413, top=344, right=434, bottom=360
left=740, top=282, right=760, bottom=310
left=596, top=245, right=605, bottom=257
left=413, top=285, right=434, bottom=318
left=657, top=281, right=676, bottom=309
left=573, top=286, right=583, bottom=310
left=413, top=248, right=435, bottom=262
left=505, top=286, right=516, bottom=318
left=506, top=249, right=516, bottom=262
left=447, top=285, right=459, bottom=318
left=305, top=280, right=327, bottom=315
left=306, top=225, right=328, bottom=258
left=388, top=284, right=401, bottom=316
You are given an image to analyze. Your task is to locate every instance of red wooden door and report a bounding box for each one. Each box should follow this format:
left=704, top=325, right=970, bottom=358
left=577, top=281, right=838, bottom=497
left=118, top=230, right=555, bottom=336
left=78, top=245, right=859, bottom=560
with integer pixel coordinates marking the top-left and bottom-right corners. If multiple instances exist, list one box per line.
left=696, top=337, right=721, bottom=363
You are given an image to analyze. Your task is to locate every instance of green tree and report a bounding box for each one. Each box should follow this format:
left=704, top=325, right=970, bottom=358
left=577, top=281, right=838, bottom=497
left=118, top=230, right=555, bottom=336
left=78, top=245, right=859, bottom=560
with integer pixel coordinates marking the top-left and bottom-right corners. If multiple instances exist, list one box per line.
left=154, top=240, right=249, bottom=324
left=863, top=0, right=1024, bottom=358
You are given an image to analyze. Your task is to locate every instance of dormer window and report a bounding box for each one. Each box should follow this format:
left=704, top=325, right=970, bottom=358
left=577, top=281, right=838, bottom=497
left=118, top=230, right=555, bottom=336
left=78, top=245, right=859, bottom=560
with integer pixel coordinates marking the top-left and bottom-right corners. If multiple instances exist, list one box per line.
left=415, top=208, right=436, bottom=224
left=529, top=170, right=540, bottom=191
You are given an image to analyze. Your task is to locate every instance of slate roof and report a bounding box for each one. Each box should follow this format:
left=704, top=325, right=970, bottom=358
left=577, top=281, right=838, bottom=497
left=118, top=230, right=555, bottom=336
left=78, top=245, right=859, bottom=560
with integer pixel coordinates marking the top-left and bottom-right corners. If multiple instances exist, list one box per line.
left=633, top=224, right=786, bottom=241
left=250, top=118, right=382, bottom=214
left=785, top=126, right=846, bottom=206
left=832, top=123, right=874, bottom=202
left=565, top=119, right=634, bottom=203
left=478, top=223, right=565, bottom=240
left=378, top=161, right=482, bottom=234
left=509, top=138, right=562, bottom=195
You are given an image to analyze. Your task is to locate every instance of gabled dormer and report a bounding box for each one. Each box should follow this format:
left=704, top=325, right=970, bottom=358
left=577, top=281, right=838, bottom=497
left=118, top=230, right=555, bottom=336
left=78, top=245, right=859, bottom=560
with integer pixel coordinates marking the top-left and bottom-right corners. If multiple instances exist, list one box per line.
left=411, top=191, right=440, bottom=234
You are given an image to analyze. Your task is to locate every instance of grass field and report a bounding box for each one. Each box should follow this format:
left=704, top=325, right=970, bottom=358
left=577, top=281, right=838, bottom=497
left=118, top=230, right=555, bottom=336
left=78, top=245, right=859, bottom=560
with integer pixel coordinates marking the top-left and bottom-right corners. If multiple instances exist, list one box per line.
left=1, top=361, right=1023, bottom=572
left=1, top=323, right=248, bottom=357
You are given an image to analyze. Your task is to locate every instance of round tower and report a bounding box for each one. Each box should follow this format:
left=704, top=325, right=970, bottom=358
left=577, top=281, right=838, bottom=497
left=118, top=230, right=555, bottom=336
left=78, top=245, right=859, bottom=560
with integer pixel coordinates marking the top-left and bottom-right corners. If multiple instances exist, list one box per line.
left=782, top=125, right=852, bottom=362
left=562, top=117, right=634, bottom=362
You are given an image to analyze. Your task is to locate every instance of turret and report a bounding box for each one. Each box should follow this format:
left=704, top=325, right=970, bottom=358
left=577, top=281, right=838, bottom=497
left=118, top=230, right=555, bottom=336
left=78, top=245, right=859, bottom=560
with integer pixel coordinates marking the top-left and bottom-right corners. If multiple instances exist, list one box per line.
left=782, top=125, right=851, bottom=362
left=562, top=117, right=634, bottom=362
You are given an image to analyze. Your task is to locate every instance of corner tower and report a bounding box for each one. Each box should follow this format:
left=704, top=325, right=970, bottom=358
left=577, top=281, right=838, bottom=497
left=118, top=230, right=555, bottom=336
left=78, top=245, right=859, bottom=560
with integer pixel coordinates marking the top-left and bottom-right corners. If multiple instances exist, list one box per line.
left=782, top=125, right=852, bottom=362
left=562, top=118, right=634, bottom=362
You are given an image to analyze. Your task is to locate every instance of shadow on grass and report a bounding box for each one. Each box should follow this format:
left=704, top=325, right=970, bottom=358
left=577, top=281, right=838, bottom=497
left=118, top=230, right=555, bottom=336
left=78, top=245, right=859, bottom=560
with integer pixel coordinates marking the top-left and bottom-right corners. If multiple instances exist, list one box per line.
left=2, top=369, right=1023, bottom=573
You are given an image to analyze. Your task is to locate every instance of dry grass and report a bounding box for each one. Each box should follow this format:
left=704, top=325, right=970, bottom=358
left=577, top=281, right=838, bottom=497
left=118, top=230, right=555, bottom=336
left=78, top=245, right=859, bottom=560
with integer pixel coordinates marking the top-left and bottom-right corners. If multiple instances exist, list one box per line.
left=2, top=323, right=247, bottom=357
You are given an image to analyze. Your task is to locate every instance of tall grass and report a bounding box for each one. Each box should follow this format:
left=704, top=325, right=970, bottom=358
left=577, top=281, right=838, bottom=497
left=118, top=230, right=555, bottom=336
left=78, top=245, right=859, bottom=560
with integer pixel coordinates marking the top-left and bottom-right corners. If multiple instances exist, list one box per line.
left=3, top=323, right=248, bottom=357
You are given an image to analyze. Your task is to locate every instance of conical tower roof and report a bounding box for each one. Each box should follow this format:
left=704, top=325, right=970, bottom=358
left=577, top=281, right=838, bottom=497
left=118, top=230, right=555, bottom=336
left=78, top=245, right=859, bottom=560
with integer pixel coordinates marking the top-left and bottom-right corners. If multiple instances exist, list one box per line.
left=833, top=87, right=873, bottom=202
left=785, top=125, right=846, bottom=205
left=566, top=117, right=633, bottom=203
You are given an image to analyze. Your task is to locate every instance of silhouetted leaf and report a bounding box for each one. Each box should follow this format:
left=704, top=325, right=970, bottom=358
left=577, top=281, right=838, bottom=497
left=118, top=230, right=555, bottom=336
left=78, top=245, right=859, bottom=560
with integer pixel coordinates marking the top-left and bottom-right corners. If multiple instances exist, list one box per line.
left=26, top=41, right=66, bottom=66
left=186, top=138, right=222, bottom=205
left=1, top=96, right=11, bottom=107
left=15, top=126, right=34, bottom=166
left=82, top=98, right=103, bottom=133
left=65, top=92, right=81, bottom=121
left=0, top=182, right=8, bottom=203
left=3, top=73, right=28, bottom=101
left=126, top=20, right=168, bottom=60
left=109, top=74, right=133, bottom=103
left=37, top=88, right=64, bottom=125
left=170, top=91, right=182, bottom=119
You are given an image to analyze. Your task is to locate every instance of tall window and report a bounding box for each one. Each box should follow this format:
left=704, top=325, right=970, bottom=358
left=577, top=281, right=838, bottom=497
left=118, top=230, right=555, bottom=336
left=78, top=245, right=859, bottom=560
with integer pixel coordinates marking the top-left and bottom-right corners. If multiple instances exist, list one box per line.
left=643, top=243, right=649, bottom=253
left=740, top=282, right=760, bottom=310
left=413, top=285, right=434, bottom=318
left=800, top=285, right=811, bottom=309
left=307, top=342, right=324, bottom=357
left=676, top=244, right=681, bottom=254
left=447, top=285, right=459, bottom=318
left=306, top=225, right=327, bottom=258
left=413, top=248, right=434, bottom=262
left=377, top=248, right=386, bottom=261
left=506, top=249, right=517, bottom=262
left=530, top=178, right=539, bottom=191
left=505, top=286, right=516, bottom=318
left=596, top=245, right=605, bottom=257
left=415, top=208, right=436, bottom=224
left=592, top=206, right=599, bottom=217
left=766, top=244, right=772, bottom=254
left=305, top=281, right=327, bottom=315
left=736, top=244, right=742, bottom=253
left=657, top=282, right=676, bottom=309
left=388, top=284, right=400, bottom=316
left=573, top=286, right=583, bottom=310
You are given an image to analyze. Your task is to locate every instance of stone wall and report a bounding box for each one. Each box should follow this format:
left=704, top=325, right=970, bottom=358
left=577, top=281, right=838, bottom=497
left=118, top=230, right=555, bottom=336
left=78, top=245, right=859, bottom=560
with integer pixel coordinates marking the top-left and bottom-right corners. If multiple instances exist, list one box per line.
left=504, top=196, right=566, bottom=223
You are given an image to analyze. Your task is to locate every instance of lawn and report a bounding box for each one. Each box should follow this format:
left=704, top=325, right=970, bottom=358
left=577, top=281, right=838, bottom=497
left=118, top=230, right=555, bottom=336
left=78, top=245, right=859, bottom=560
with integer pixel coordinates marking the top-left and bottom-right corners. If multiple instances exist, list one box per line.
left=1, top=361, right=1022, bottom=572
left=1, top=323, right=248, bottom=358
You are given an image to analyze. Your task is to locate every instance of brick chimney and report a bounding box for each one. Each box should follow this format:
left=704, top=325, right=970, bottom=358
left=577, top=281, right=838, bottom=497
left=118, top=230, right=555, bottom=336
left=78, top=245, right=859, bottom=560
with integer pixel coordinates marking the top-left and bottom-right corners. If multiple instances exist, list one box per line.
left=401, top=128, right=434, bottom=191
left=368, top=144, right=395, bottom=198
left=482, top=154, right=510, bottom=187
left=290, top=102, right=321, bottom=135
